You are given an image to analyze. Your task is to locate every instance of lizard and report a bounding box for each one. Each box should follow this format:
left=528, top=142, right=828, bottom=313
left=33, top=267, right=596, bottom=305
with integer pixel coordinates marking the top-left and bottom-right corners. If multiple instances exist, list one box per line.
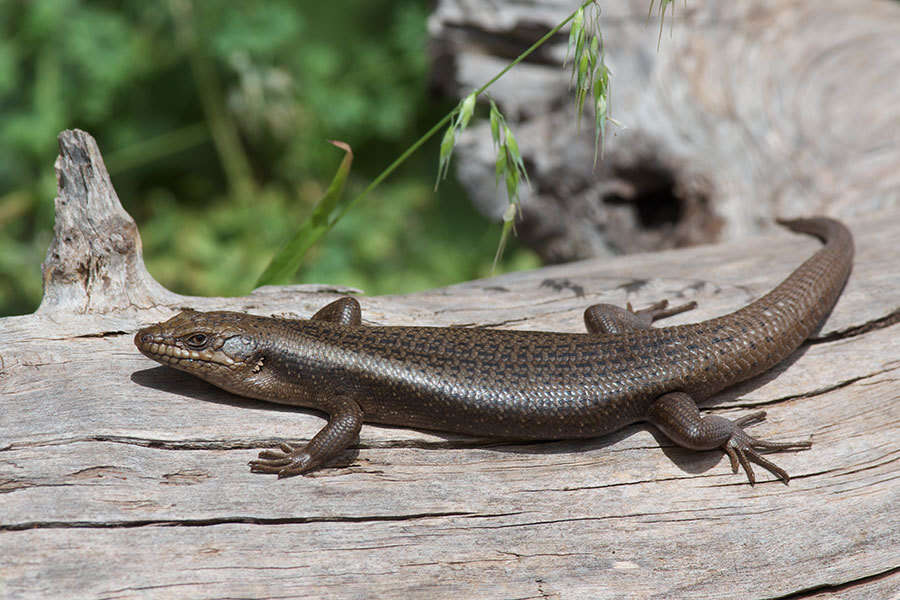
left=134, top=217, right=853, bottom=484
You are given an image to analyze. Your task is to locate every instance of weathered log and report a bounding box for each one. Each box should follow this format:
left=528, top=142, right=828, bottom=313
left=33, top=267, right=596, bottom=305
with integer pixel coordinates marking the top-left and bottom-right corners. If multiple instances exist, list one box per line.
left=429, top=0, right=900, bottom=262
left=0, top=130, right=897, bottom=598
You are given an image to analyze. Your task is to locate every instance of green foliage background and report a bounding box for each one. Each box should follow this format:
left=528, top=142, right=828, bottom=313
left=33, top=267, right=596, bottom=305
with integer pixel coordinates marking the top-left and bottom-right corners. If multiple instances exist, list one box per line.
left=0, top=0, right=538, bottom=316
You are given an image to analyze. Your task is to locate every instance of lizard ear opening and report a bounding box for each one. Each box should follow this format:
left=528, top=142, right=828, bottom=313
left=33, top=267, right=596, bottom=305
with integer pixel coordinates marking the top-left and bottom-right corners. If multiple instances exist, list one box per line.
left=221, top=335, right=259, bottom=361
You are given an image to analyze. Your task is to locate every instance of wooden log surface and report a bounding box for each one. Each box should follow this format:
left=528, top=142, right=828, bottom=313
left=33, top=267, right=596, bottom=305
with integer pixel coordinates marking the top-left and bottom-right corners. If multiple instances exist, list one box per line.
left=1, top=130, right=897, bottom=599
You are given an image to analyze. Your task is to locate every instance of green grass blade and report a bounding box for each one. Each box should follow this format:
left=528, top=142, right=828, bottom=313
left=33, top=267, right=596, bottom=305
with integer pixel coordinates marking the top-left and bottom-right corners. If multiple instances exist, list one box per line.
left=492, top=210, right=516, bottom=270
left=255, top=141, right=354, bottom=286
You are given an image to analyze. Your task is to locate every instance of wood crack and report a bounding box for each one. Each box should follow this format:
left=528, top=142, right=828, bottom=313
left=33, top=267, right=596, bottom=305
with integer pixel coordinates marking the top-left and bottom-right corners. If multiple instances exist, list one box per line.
left=0, top=511, right=476, bottom=532
left=811, top=307, right=900, bottom=343
left=1, top=434, right=567, bottom=453
left=72, top=330, right=130, bottom=339
left=769, top=565, right=900, bottom=599
left=773, top=368, right=896, bottom=402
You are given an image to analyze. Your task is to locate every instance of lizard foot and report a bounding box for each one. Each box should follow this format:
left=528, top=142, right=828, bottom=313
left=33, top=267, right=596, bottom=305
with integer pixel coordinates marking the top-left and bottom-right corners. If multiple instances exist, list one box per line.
left=249, top=442, right=316, bottom=478
left=722, top=411, right=812, bottom=485
left=627, top=299, right=699, bottom=321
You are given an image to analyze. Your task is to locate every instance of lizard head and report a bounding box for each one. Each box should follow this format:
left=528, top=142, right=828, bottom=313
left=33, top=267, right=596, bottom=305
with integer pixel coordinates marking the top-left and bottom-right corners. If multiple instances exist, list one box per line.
left=135, top=310, right=267, bottom=384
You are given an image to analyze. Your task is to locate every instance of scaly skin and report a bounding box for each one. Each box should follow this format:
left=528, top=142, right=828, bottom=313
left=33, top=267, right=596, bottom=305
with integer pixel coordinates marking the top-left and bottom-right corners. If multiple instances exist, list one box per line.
left=135, top=217, right=853, bottom=484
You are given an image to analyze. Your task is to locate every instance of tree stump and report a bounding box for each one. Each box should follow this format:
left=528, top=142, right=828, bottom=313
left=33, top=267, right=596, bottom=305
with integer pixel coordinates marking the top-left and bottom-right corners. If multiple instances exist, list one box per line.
left=0, top=129, right=897, bottom=598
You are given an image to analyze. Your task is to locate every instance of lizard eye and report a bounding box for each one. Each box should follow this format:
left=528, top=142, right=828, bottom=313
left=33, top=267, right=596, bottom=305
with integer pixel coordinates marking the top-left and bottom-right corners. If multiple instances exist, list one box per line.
left=185, top=333, right=209, bottom=349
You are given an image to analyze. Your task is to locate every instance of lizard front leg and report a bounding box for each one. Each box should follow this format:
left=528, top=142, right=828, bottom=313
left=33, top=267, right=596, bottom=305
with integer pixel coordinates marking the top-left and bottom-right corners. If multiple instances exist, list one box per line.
left=249, top=394, right=363, bottom=478
left=311, top=296, right=362, bottom=325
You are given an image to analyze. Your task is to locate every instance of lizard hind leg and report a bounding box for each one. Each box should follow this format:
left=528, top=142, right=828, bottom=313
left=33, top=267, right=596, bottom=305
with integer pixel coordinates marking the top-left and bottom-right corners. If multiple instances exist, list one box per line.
left=646, top=392, right=812, bottom=485
left=583, top=299, right=697, bottom=334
